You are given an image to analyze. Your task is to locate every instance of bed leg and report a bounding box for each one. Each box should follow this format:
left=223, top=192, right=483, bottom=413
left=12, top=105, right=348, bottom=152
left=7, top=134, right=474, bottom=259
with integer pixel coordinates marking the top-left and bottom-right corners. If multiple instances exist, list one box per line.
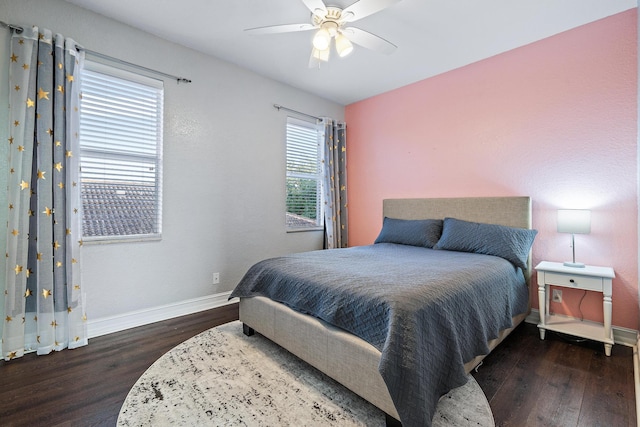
left=385, top=414, right=402, bottom=427
left=242, top=323, right=255, bottom=336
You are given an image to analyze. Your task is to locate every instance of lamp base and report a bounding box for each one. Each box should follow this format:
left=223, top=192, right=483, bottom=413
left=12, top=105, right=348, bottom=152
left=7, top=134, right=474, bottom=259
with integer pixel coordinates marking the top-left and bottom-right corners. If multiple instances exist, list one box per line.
left=563, top=261, right=586, bottom=268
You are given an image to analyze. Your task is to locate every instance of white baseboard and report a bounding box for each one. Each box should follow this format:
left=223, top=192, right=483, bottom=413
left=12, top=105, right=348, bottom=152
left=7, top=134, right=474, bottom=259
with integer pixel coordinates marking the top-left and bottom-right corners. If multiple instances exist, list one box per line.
left=525, top=309, right=638, bottom=347
left=87, top=291, right=234, bottom=339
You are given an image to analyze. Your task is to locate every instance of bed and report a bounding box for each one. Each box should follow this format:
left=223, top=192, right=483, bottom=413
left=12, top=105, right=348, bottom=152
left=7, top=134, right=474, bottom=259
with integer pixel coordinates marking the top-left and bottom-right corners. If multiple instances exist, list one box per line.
left=230, top=197, right=535, bottom=427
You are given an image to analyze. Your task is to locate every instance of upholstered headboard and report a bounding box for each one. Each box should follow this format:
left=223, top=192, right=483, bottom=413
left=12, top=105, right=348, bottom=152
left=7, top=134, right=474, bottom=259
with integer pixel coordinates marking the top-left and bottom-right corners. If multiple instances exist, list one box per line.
left=382, top=196, right=533, bottom=286
left=382, top=197, right=531, bottom=229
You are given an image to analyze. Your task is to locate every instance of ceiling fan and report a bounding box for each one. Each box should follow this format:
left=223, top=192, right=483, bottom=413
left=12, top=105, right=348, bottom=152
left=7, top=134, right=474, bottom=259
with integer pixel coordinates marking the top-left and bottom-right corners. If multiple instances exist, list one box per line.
left=245, top=0, right=402, bottom=67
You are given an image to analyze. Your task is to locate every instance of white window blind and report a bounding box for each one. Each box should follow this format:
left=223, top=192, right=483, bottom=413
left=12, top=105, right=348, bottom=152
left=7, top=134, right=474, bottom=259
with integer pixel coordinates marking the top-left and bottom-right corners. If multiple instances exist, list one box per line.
left=79, top=62, right=164, bottom=240
left=286, top=117, right=323, bottom=230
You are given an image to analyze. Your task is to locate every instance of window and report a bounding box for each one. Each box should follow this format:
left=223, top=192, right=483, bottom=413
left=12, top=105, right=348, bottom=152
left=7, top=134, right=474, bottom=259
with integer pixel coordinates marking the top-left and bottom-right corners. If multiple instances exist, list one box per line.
left=79, top=61, right=164, bottom=241
left=286, top=117, right=323, bottom=231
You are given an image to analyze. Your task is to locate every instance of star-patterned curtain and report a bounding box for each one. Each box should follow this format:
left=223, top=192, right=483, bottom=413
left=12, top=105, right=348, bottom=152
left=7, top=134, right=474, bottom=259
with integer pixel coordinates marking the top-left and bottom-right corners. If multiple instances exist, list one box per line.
left=321, top=119, right=348, bottom=249
left=3, top=26, right=87, bottom=361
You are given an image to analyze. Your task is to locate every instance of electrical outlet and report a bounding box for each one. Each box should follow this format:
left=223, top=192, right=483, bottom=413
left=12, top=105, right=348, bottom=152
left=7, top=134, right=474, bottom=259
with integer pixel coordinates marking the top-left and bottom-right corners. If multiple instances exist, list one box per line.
left=212, top=272, right=220, bottom=285
left=552, top=289, right=562, bottom=303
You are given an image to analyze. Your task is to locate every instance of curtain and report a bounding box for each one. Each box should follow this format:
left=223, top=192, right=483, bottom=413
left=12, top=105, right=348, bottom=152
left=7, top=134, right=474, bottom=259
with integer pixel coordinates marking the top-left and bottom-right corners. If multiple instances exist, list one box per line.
left=321, top=119, right=348, bottom=249
left=3, top=26, right=86, bottom=360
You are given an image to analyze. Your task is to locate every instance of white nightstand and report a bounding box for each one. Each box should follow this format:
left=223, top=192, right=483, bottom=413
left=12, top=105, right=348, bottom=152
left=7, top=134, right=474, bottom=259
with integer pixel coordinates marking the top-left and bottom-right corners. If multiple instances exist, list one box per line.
left=535, top=261, right=616, bottom=356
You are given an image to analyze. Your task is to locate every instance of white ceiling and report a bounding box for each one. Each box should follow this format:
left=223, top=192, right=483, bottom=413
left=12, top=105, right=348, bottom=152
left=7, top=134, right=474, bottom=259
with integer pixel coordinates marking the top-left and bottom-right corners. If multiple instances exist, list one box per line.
left=64, top=0, right=636, bottom=105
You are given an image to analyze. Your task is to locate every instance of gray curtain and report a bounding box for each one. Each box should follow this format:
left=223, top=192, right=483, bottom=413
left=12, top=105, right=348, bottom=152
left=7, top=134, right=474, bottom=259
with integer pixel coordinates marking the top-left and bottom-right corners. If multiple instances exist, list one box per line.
left=3, top=26, right=86, bottom=360
left=321, top=119, right=348, bottom=249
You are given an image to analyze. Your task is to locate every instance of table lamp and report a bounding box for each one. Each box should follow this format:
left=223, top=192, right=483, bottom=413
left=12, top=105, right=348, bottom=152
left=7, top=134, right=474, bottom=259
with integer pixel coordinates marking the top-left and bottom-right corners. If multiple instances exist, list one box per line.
left=557, top=209, right=591, bottom=268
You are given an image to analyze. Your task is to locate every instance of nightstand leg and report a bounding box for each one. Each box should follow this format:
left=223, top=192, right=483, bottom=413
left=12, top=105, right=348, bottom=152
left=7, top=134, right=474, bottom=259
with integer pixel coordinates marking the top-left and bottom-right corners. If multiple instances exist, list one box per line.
left=603, top=294, right=613, bottom=357
left=537, top=280, right=547, bottom=340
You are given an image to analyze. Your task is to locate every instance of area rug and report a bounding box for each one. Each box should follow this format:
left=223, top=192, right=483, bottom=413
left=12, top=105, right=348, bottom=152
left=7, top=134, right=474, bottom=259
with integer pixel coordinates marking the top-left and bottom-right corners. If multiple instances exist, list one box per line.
left=118, top=321, right=494, bottom=426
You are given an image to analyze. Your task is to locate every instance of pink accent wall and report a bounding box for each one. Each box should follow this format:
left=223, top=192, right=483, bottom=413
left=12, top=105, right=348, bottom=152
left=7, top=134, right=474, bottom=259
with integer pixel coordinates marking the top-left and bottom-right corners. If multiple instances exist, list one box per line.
left=345, top=10, right=638, bottom=330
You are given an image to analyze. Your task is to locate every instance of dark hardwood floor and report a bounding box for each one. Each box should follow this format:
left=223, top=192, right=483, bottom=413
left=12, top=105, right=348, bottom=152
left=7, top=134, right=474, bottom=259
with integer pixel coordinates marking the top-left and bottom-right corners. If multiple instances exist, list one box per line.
left=473, top=322, right=636, bottom=427
left=0, top=303, right=635, bottom=426
left=0, top=304, right=239, bottom=427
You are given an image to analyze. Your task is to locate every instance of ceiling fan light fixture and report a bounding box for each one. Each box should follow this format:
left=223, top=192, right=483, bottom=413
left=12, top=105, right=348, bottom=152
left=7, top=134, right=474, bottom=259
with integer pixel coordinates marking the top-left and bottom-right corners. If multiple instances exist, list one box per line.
left=312, top=28, right=332, bottom=50
left=335, top=33, right=354, bottom=57
left=312, top=47, right=331, bottom=62
left=324, top=21, right=339, bottom=37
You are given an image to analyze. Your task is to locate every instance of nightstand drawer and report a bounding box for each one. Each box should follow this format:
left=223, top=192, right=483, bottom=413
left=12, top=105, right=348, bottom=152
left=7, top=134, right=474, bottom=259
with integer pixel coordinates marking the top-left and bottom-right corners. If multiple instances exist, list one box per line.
left=544, top=272, right=603, bottom=291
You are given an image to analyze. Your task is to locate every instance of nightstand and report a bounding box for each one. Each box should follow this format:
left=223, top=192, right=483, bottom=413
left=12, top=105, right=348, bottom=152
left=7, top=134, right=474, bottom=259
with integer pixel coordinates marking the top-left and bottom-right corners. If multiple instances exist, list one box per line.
left=535, top=261, right=615, bottom=356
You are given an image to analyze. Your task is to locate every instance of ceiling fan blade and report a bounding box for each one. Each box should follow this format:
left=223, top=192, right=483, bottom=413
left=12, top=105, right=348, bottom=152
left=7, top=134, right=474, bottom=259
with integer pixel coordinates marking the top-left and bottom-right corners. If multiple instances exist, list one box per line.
left=245, top=23, right=316, bottom=35
left=341, top=0, right=402, bottom=22
left=301, top=0, right=328, bottom=17
left=342, top=27, right=396, bottom=54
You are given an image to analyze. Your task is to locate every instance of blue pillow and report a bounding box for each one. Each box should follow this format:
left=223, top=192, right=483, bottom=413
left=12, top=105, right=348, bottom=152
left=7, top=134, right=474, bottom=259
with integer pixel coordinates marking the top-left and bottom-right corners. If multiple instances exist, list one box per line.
left=374, top=217, right=443, bottom=248
left=434, top=217, right=537, bottom=270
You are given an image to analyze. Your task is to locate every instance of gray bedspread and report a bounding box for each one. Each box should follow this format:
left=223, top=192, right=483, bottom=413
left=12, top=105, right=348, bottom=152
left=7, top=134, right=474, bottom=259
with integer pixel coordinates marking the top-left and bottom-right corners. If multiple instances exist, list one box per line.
left=230, top=243, right=529, bottom=427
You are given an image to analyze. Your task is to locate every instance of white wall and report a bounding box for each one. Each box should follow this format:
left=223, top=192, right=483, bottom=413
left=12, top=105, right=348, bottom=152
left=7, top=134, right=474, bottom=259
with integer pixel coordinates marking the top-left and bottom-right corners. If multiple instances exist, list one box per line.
left=0, top=0, right=344, bottom=325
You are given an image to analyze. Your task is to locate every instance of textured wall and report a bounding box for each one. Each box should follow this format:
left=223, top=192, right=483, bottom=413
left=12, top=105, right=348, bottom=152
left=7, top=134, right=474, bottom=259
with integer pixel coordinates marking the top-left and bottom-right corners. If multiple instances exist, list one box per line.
left=346, top=10, right=638, bottom=330
left=0, top=0, right=344, bottom=321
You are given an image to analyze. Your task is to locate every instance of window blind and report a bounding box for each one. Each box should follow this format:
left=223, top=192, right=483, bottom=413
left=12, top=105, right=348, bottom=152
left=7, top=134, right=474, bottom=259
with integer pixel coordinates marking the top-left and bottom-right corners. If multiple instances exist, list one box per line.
left=79, top=63, right=164, bottom=239
left=286, top=117, right=322, bottom=230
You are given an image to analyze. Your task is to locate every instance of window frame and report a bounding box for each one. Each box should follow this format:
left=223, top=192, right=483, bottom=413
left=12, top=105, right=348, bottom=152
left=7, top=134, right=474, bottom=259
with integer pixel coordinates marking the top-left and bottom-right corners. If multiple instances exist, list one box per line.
left=79, top=60, right=164, bottom=244
left=285, top=116, right=324, bottom=232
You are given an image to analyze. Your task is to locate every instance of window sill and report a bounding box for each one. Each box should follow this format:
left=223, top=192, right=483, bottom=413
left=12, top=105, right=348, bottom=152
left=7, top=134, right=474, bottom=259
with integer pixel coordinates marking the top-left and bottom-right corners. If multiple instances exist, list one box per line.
left=82, top=234, right=162, bottom=245
left=286, top=227, right=324, bottom=233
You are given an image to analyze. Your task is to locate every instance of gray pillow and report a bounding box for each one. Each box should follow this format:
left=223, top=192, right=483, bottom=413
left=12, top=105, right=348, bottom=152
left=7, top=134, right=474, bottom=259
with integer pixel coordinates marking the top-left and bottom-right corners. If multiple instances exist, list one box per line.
left=434, top=217, right=537, bottom=270
left=374, top=217, right=443, bottom=248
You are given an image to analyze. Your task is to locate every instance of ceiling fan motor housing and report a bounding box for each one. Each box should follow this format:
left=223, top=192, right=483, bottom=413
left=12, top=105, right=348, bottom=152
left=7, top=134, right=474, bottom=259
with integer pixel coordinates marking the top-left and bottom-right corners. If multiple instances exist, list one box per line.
left=312, top=6, right=349, bottom=28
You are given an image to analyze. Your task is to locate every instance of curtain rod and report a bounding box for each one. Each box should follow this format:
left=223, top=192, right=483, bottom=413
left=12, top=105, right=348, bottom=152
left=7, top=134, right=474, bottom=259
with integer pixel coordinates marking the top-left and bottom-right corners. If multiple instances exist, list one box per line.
left=273, top=104, right=321, bottom=121
left=82, top=49, right=191, bottom=84
left=1, top=20, right=192, bottom=84
left=0, top=20, right=23, bottom=33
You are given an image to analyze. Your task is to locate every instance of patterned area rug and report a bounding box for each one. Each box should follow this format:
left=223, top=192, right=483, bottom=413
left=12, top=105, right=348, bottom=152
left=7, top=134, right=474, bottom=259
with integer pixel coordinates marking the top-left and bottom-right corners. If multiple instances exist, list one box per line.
left=118, top=321, right=494, bottom=426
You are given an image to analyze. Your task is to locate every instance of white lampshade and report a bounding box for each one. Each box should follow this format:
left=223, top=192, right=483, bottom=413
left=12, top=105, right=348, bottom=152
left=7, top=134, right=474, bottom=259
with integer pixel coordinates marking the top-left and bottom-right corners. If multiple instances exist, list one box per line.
left=312, top=28, right=331, bottom=51
left=311, top=47, right=330, bottom=62
left=335, top=33, right=353, bottom=57
left=557, top=209, right=591, bottom=234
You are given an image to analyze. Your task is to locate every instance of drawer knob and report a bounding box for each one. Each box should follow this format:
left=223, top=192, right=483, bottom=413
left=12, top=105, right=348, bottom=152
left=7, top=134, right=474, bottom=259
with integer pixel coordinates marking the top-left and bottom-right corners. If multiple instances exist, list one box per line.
left=569, top=279, right=575, bottom=283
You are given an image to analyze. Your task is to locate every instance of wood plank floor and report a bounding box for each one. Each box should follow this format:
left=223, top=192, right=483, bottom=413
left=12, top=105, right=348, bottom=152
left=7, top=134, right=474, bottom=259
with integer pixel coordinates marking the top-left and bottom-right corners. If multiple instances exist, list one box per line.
left=0, top=303, right=635, bottom=426
left=473, top=322, right=636, bottom=427
left=0, top=304, right=239, bottom=427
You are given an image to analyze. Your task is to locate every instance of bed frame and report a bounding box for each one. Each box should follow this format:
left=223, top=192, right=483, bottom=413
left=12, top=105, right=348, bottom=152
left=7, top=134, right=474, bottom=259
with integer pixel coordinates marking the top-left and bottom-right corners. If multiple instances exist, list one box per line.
left=239, top=196, right=532, bottom=424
